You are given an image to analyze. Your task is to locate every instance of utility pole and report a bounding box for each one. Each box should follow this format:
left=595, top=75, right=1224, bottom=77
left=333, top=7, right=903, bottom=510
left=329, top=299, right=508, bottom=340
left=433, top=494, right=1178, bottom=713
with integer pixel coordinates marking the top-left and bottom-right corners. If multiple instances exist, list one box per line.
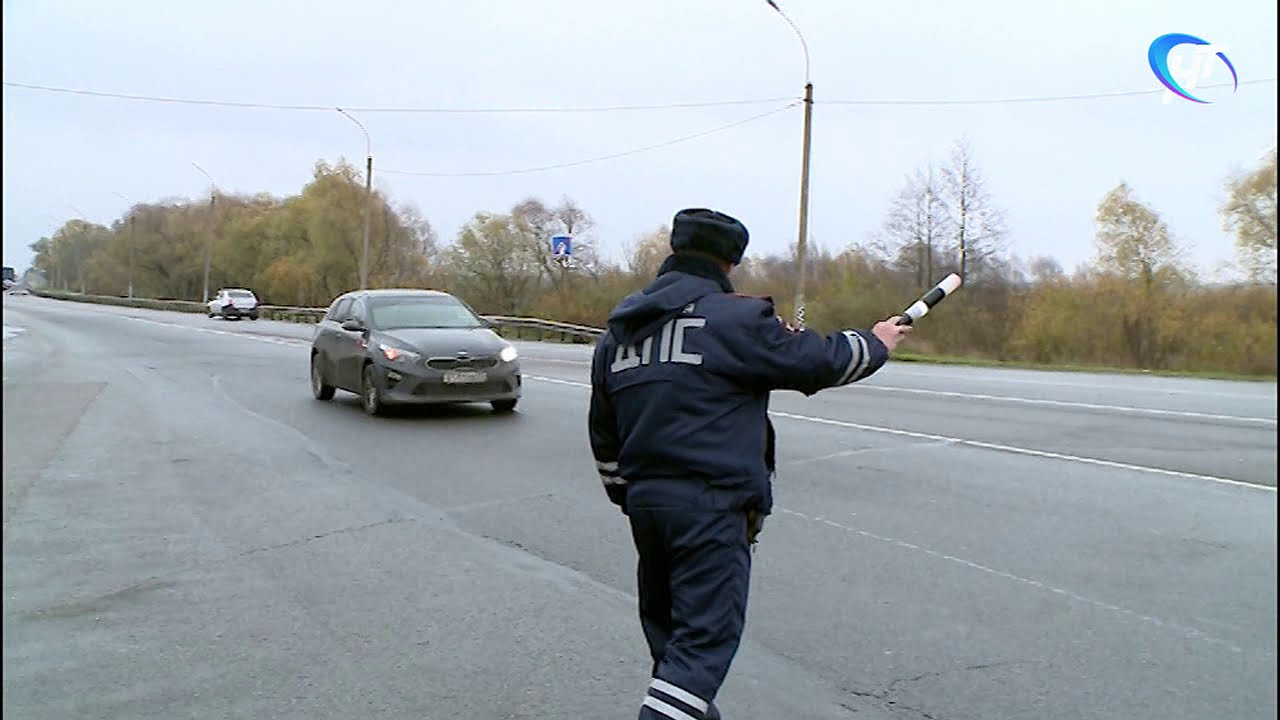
left=795, top=81, right=814, bottom=328
left=766, top=0, right=814, bottom=328
left=66, top=205, right=89, bottom=294
left=337, top=108, right=374, bottom=290
left=203, top=191, right=216, bottom=303
left=77, top=221, right=87, bottom=295
left=128, top=214, right=136, bottom=299
left=363, top=153, right=373, bottom=289
left=113, top=192, right=136, bottom=299
left=192, top=163, right=217, bottom=303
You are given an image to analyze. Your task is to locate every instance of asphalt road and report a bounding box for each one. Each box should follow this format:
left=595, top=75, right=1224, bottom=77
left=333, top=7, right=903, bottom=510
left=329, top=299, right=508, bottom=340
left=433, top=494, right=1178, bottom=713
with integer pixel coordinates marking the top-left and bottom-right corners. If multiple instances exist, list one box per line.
left=3, top=294, right=1276, bottom=720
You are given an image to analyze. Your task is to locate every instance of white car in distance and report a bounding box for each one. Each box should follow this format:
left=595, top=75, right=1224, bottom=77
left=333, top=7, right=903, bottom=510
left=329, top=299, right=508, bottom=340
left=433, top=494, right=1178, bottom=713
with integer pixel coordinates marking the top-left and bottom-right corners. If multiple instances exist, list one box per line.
left=207, top=288, right=260, bottom=320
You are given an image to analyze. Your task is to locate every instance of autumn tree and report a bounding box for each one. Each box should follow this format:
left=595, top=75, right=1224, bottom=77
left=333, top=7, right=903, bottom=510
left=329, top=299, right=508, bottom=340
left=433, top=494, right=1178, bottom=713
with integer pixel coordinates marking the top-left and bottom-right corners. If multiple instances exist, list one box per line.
left=29, top=220, right=112, bottom=294
left=622, top=225, right=671, bottom=281
left=1221, top=148, right=1277, bottom=284
left=22, top=153, right=1274, bottom=377
left=444, top=211, right=544, bottom=314
left=250, top=160, right=440, bottom=305
left=1091, top=183, right=1187, bottom=367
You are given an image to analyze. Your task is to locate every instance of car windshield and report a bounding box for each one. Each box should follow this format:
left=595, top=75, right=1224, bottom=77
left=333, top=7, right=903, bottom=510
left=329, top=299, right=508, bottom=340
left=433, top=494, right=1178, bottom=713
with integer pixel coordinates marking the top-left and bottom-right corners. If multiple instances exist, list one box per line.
left=228, top=290, right=255, bottom=299
left=369, top=296, right=483, bottom=330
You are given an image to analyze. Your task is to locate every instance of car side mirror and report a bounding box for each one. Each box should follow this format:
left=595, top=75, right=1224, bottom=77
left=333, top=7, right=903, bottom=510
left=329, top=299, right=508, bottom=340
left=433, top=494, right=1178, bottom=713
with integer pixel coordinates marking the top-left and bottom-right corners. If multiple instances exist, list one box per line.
left=341, top=319, right=365, bottom=332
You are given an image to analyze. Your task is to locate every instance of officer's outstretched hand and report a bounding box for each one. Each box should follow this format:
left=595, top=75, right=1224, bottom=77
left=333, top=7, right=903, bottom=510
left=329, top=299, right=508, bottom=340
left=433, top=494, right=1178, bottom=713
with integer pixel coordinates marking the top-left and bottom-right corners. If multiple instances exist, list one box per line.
left=871, top=317, right=913, bottom=353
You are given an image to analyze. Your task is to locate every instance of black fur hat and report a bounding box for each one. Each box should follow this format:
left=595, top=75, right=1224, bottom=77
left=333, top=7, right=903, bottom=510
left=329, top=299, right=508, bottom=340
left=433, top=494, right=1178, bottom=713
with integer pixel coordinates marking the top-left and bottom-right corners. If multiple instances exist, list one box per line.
left=669, top=208, right=750, bottom=265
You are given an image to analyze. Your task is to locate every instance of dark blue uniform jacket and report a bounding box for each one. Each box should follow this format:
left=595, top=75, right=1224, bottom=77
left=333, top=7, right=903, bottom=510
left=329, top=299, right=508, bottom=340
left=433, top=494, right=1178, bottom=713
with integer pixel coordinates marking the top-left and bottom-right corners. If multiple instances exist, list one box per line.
left=588, top=254, right=890, bottom=516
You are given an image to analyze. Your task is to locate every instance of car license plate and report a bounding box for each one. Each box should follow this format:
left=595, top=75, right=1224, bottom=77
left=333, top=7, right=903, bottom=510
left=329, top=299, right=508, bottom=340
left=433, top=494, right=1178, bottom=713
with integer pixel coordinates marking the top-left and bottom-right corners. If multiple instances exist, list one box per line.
left=443, top=370, right=487, bottom=384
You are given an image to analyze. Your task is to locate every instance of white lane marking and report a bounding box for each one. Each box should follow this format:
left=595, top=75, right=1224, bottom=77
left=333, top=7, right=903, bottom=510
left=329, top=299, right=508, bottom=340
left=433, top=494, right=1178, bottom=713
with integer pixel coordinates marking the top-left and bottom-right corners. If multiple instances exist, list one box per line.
left=768, top=409, right=1275, bottom=492
left=3, top=325, right=26, bottom=341
left=521, top=356, right=1274, bottom=423
left=97, top=321, right=1275, bottom=493
left=126, top=316, right=310, bottom=347
left=520, top=356, right=591, bottom=366
left=74, top=315, right=1269, bottom=653
left=853, top=385, right=1276, bottom=425
left=775, top=508, right=1244, bottom=654
left=28, top=297, right=1276, bottom=399
left=521, top=343, right=1276, bottom=401
left=523, top=375, right=1276, bottom=492
left=786, top=440, right=953, bottom=466
left=527, top=375, right=591, bottom=389
left=886, top=367, right=1271, bottom=400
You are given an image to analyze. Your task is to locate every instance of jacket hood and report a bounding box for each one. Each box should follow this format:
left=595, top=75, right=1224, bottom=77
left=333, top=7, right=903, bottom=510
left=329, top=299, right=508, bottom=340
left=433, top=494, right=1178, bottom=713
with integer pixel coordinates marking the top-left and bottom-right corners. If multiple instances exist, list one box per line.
left=606, top=253, right=734, bottom=345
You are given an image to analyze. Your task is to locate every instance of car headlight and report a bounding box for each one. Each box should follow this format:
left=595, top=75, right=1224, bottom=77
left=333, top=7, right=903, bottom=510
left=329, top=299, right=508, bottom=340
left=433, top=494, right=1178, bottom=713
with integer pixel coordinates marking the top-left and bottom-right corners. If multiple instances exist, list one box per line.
left=499, top=344, right=518, bottom=363
left=379, top=343, right=422, bottom=363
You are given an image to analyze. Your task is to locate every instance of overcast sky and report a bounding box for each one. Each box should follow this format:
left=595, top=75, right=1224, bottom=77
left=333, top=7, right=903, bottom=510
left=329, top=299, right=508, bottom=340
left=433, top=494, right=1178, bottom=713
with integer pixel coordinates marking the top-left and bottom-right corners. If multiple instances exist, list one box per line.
left=3, top=0, right=1276, bottom=280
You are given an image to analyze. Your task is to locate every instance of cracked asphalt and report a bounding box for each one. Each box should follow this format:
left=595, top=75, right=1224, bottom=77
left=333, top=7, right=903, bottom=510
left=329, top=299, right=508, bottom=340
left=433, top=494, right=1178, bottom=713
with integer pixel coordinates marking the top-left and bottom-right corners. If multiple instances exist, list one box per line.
left=3, top=294, right=1276, bottom=719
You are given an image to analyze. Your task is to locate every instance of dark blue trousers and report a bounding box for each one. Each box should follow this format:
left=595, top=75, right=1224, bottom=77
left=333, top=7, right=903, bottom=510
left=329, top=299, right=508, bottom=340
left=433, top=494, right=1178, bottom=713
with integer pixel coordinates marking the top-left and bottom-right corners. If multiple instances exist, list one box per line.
left=628, top=486, right=752, bottom=720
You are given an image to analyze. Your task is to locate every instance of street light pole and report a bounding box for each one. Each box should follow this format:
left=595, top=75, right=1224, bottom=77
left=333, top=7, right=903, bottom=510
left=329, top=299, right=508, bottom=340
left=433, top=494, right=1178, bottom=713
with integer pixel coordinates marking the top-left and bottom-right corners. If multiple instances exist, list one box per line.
left=192, top=163, right=217, bottom=303
left=113, top=192, right=136, bottom=299
left=766, top=0, right=814, bottom=328
left=66, top=204, right=89, bottom=294
left=336, top=107, right=374, bottom=290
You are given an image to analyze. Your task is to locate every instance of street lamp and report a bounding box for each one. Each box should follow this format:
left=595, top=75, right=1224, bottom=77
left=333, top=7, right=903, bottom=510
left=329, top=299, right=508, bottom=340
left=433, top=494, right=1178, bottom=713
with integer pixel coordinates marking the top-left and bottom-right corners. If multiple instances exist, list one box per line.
left=336, top=107, right=374, bottom=290
left=113, top=192, right=136, bottom=299
left=192, top=163, right=217, bottom=303
left=766, top=0, right=814, bottom=328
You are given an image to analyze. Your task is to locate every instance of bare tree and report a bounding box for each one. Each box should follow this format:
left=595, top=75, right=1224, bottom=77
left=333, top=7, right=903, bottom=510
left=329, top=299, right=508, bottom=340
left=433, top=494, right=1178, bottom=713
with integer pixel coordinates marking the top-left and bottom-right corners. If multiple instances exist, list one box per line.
left=511, top=196, right=599, bottom=288
left=940, top=137, right=1008, bottom=283
left=1026, top=255, right=1065, bottom=285
left=874, top=164, right=950, bottom=291
left=552, top=195, right=602, bottom=278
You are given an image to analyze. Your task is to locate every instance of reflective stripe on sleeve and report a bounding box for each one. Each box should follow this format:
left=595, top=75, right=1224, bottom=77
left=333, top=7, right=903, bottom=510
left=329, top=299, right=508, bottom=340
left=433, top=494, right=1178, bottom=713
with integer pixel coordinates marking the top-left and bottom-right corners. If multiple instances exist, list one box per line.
left=838, top=330, right=871, bottom=385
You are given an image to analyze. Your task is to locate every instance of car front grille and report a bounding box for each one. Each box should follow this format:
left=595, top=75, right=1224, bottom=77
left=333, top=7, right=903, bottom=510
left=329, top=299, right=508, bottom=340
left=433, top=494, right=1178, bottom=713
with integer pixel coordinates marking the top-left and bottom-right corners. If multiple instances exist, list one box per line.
left=411, top=379, right=513, bottom=396
left=426, top=356, right=498, bottom=370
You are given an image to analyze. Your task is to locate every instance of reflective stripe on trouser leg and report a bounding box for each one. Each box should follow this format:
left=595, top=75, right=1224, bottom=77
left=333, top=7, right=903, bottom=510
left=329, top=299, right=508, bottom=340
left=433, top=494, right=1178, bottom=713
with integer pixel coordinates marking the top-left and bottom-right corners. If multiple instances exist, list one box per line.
left=641, top=678, right=708, bottom=719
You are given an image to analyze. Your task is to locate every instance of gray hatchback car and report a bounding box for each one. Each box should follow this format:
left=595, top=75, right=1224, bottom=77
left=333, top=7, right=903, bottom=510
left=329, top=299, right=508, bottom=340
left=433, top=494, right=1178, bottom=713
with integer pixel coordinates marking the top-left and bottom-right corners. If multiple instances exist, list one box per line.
left=309, top=289, right=522, bottom=415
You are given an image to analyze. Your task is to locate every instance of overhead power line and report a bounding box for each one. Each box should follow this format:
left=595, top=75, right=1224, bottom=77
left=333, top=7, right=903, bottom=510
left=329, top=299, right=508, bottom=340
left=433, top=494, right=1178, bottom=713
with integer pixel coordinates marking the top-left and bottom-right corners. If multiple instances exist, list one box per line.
left=1, top=81, right=795, bottom=114
left=380, top=101, right=800, bottom=178
left=822, top=78, right=1277, bottom=106
left=5, top=78, right=1276, bottom=113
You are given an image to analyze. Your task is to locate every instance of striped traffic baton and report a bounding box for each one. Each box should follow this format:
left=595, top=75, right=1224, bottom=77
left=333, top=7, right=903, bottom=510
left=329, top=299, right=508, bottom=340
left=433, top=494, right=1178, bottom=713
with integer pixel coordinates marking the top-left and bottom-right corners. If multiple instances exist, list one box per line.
left=895, top=273, right=963, bottom=326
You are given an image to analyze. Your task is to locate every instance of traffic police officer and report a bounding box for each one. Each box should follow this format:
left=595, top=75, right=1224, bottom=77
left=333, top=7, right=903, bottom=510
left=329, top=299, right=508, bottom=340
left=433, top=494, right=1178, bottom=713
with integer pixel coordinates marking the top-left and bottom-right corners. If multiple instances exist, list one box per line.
left=588, top=208, right=911, bottom=719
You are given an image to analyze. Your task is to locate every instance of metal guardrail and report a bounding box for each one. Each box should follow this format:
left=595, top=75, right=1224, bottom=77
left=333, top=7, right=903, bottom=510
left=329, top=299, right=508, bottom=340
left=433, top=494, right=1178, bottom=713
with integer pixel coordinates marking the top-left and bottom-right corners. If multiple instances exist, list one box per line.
left=30, top=289, right=605, bottom=344
left=484, top=315, right=603, bottom=344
